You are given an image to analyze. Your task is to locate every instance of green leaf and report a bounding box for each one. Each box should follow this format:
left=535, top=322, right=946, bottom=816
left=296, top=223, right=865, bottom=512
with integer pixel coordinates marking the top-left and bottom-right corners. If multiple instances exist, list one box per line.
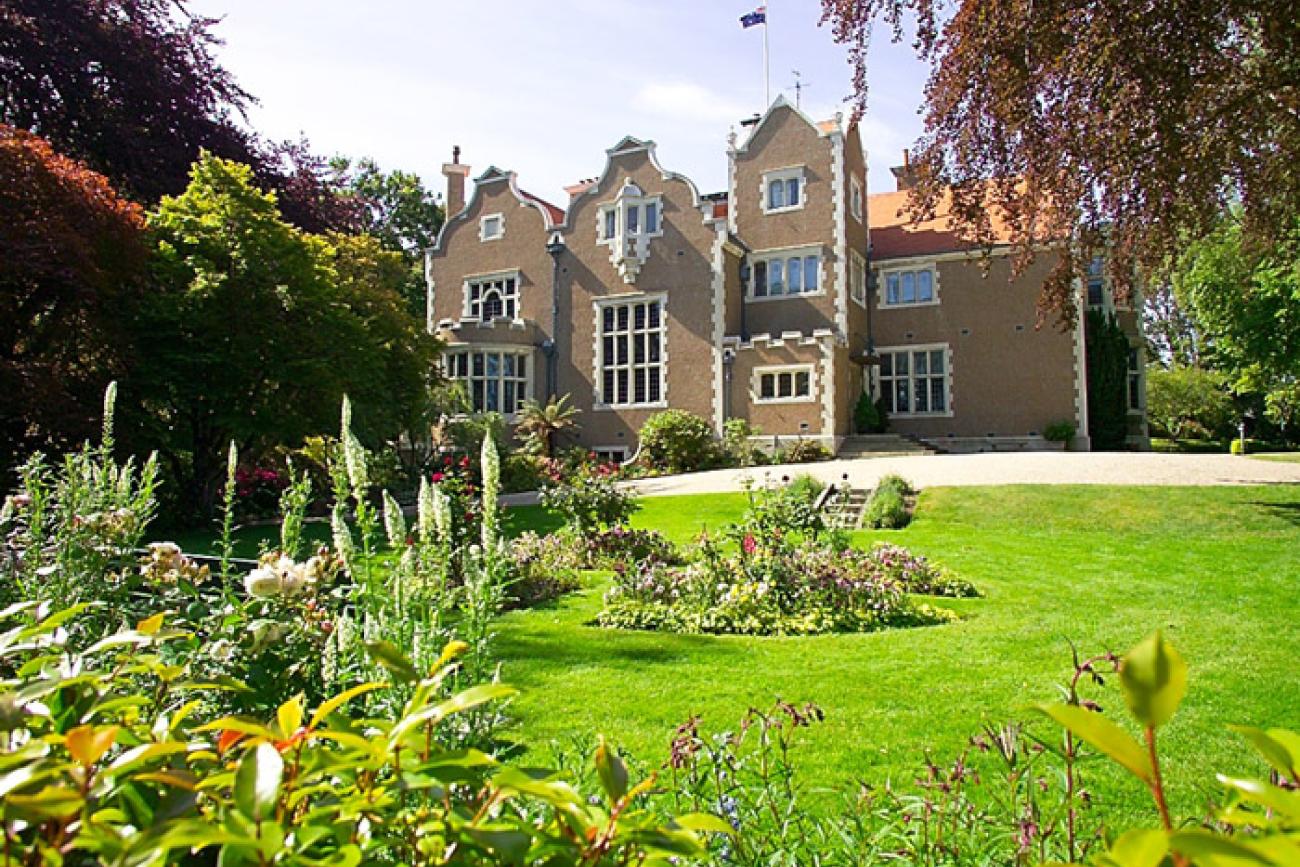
left=364, top=641, right=420, bottom=683
left=1034, top=703, right=1153, bottom=784
left=309, top=682, right=385, bottom=730
left=1216, top=775, right=1300, bottom=820
left=1229, top=726, right=1299, bottom=782
left=4, top=786, right=84, bottom=821
left=276, top=696, right=303, bottom=739
left=1119, top=631, right=1187, bottom=729
left=233, top=742, right=283, bottom=822
left=388, top=683, right=517, bottom=747
left=106, top=741, right=191, bottom=775
left=1103, top=829, right=1168, bottom=867
left=593, top=735, right=628, bottom=804
left=1169, top=829, right=1275, bottom=864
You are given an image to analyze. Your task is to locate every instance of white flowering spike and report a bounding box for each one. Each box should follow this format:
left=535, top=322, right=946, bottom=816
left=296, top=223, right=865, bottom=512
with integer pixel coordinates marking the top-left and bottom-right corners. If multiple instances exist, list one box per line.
left=417, top=477, right=435, bottom=542
left=432, top=484, right=452, bottom=543
left=331, top=504, right=355, bottom=571
left=101, top=381, right=118, bottom=451
left=226, top=440, right=238, bottom=481
left=480, top=432, right=499, bottom=550
left=382, top=490, right=407, bottom=548
left=340, top=395, right=352, bottom=437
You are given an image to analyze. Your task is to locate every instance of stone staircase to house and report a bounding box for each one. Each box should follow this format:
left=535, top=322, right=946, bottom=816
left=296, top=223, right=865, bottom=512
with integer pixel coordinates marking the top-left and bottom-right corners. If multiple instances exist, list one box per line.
left=816, top=483, right=871, bottom=529
left=835, top=434, right=939, bottom=459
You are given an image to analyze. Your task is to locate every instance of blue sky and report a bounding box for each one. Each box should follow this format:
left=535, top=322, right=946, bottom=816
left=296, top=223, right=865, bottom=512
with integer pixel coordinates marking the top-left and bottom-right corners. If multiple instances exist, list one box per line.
left=188, top=0, right=931, bottom=207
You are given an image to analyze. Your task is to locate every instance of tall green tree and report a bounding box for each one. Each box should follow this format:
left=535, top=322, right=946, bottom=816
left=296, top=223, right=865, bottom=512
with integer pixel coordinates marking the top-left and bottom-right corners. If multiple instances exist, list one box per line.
left=1085, top=310, right=1130, bottom=451
left=133, top=153, right=435, bottom=515
left=332, top=157, right=444, bottom=313
left=821, top=1, right=1300, bottom=320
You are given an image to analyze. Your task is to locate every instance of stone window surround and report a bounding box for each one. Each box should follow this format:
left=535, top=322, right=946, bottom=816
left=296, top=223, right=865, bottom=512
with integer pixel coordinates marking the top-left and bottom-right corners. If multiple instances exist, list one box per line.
left=591, top=292, right=668, bottom=411
left=747, top=244, right=826, bottom=301
left=850, top=249, right=867, bottom=308
left=479, top=212, right=504, bottom=242
left=850, top=175, right=864, bottom=223
left=876, top=342, right=954, bottom=419
left=752, top=363, right=817, bottom=405
left=442, top=344, right=533, bottom=420
left=760, top=165, right=807, bottom=215
left=877, top=262, right=941, bottom=308
left=461, top=269, right=521, bottom=322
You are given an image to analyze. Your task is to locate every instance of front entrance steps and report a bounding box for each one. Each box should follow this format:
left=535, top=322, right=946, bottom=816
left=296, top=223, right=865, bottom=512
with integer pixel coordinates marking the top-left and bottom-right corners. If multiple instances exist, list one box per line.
left=835, top=434, right=938, bottom=459
left=815, top=482, right=870, bottom=529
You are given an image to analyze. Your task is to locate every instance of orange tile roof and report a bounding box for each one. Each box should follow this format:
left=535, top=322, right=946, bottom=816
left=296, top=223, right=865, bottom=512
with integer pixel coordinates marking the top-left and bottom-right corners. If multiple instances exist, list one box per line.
left=868, top=188, right=1020, bottom=260
left=519, top=189, right=566, bottom=226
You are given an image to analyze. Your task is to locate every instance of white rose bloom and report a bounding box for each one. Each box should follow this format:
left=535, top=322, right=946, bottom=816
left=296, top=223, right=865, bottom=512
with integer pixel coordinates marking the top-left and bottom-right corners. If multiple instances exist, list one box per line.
left=244, top=566, right=282, bottom=598
left=280, top=562, right=309, bottom=597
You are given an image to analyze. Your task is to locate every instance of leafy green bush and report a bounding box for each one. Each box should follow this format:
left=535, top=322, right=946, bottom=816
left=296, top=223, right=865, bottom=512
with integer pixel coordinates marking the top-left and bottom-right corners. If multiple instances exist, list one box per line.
left=1146, top=365, right=1236, bottom=440
left=638, top=409, right=720, bottom=473
left=785, top=439, right=830, bottom=463
left=1044, top=419, right=1077, bottom=442
left=539, top=457, right=637, bottom=534
left=863, top=475, right=915, bottom=529
left=722, top=418, right=763, bottom=467
left=0, top=605, right=721, bottom=865
left=854, top=390, right=887, bottom=433
left=501, top=451, right=546, bottom=492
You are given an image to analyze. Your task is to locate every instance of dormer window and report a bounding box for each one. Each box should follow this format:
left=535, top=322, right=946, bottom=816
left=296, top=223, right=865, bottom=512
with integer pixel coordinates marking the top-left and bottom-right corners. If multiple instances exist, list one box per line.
left=479, top=213, right=504, bottom=241
left=598, top=178, right=663, bottom=283
left=762, top=167, right=805, bottom=214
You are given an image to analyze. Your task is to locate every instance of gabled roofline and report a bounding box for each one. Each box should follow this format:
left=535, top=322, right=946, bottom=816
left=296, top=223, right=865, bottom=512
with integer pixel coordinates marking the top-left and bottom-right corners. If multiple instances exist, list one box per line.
left=730, top=94, right=842, bottom=155
left=556, top=136, right=706, bottom=232
left=426, top=165, right=561, bottom=254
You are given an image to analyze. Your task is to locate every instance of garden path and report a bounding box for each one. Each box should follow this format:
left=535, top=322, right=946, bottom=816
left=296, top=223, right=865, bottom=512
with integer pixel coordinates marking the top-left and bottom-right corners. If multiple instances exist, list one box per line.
left=620, top=451, right=1300, bottom=498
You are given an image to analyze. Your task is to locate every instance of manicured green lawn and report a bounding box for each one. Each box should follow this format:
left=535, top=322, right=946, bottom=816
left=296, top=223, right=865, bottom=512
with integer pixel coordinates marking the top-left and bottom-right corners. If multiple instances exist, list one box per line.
left=493, top=484, right=1300, bottom=826
left=1252, top=452, right=1300, bottom=463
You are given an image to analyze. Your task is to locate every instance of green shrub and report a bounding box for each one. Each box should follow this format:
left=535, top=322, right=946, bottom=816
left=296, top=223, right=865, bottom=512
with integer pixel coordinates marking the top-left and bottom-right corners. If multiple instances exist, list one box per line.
left=786, top=472, right=825, bottom=502
left=1146, top=365, right=1235, bottom=440
left=501, top=452, right=546, bottom=492
left=638, top=409, right=720, bottom=473
left=875, top=473, right=915, bottom=496
left=864, top=486, right=907, bottom=528
left=854, top=391, right=887, bottom=433
left=1043, top=419, right=1077, bottom=442
left=539, top=458, right=638, bottom=534
left=785, top=439, right=830, bottom=463
left=722, top=418, right=762, bottom=467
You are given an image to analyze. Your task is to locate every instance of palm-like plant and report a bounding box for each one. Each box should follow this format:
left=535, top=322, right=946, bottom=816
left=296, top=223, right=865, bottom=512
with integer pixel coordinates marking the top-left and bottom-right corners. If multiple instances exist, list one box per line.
left=516, top=394, right=580, bottom=456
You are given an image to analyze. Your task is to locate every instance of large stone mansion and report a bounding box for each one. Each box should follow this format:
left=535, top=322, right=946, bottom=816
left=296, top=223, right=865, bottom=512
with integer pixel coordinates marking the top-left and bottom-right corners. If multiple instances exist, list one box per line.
left=424, top=96, right=1147, bottom=458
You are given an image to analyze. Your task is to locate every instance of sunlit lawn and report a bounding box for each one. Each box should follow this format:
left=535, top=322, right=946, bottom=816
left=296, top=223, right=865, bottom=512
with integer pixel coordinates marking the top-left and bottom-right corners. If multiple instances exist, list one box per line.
left=494, top=484, right=1300, bottom=826
left=164, top=483, right=1300, bottom=826
left=1252, top=452, right=1300, bottom=463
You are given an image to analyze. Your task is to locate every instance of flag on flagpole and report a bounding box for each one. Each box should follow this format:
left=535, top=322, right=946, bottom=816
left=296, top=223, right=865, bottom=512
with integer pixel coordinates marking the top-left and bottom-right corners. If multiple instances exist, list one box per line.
left=740, top=5, right=766, bottom=28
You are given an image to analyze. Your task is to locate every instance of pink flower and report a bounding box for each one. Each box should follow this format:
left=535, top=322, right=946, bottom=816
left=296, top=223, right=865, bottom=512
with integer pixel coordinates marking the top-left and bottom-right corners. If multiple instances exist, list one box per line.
left=431, top=471, right=445, bottom=483
left=742, top=534, right=757, bottom=555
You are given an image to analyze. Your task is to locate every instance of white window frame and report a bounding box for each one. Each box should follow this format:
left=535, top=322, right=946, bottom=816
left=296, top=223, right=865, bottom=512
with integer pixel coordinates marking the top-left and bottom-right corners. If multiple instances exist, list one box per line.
left=462, top=270, right=520, bottom=322
left=748, top=245, right=824, bottom=301
left=597, top=179, right=664, bottom=284
left=591, top=446, right=630, bottom=464
left=752, top=364, right=816, bottom=405
left=761, top=166, right=806, bottom=214
left=850, top=250, right=867, bottom=308
left=442, top=346, right=532, bottom=418
left=879, top=264, right=940, bottom=308
left=479, top=213, right=504, bottom=242
left=877, top=343, right=953, bottom=418
left=593, top=294, right=667, bottom=410
left=850, top=175, right=864, bottom=223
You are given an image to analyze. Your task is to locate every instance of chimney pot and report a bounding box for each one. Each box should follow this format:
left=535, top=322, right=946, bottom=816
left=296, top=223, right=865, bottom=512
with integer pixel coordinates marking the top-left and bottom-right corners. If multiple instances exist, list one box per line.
left=441, top=148, right=472, bottom=217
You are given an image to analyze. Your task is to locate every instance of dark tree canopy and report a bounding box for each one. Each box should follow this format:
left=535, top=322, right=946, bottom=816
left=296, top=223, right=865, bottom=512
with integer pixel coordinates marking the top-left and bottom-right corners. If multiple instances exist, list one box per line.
left=0, top=0, right=354, bottom=232
left=821, top=0, right=1300, bottom=321
left=0, top=125, right=148, bottom=473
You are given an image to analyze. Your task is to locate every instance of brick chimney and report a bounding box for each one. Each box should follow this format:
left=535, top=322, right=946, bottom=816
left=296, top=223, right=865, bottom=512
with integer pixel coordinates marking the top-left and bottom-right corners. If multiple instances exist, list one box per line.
left=441, top=145, right=471, bottom=217
left=890, top=148, right=917, bottom=191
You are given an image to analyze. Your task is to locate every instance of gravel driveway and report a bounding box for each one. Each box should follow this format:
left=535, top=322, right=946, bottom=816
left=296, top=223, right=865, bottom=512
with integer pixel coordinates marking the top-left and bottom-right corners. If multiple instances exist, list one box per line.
left=622, top=452, right=1300, bottom=498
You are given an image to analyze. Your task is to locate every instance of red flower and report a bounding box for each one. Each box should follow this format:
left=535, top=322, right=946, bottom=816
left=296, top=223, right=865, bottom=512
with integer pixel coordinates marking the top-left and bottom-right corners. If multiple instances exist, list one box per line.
left=431, top=471, right=445, bottom=483
left=742, top=534, right=757, bottom=555
left=459, top=456, right=470, bottom=468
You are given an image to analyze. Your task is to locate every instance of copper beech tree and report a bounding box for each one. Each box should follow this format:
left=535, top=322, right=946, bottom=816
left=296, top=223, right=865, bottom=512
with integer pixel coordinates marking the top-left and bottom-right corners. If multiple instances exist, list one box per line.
left=821, top=0, right=1300, bottom=324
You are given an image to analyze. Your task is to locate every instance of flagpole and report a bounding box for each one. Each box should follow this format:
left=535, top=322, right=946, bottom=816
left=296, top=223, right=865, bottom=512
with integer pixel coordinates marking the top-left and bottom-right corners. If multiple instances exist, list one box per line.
left=762, top=6, right=770, bottom=106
